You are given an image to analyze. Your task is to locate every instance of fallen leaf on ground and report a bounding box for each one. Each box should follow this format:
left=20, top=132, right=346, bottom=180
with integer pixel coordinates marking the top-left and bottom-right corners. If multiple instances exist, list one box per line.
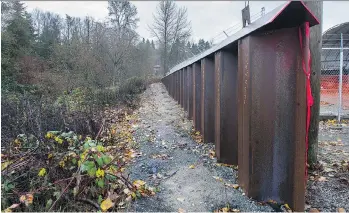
left=209, top=150, right=215, bottom=159
left=20, top=194, right=33, bottom=206
left=189, top=165, right=195, bottom=169
left=151, top=154, right=168, bottom=159
left=178, top=208, right=186, bottom=213
left=216, top=207, right=240, bottom=212
left=125, top=195, right=132, bottom=202
left=309, top=208, right=320, bottom=212
left=323, top=167, right=335, bottom=173
left=1, top=161, right=13, bottom=171
left=26, top=194, right=33, bottom=204
left=338, top=208, right=346, bottom=212
left=318, top=176, right=327, bottom=182
left=123, top=188, right=130, bottom=195
left=100, top=198, right=114, bottom=212
left=221, top=207, right=230, bottom=212
left=133, top=180, right=146, bottom=188
left=225, top=183, right=239, bottom=189
left=5, top=203, right=20, bottom=212
left=329, top=141, right=338, bottom=146
left=282, top=203, right=292, bottom=212
left=213, top=176, right=223, bottom=182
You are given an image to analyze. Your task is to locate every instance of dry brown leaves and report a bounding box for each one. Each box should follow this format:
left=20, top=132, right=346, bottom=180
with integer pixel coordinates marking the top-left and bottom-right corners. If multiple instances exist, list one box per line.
left=190, top=128, right=203, bottom=143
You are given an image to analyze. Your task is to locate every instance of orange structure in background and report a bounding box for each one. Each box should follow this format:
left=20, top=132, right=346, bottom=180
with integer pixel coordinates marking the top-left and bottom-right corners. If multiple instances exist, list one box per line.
left=320, top=75, right=349, bottom=109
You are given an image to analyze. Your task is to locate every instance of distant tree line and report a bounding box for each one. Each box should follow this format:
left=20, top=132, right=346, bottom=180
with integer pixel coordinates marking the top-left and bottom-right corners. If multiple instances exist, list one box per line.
left=1, top=0, right=211, bottom=142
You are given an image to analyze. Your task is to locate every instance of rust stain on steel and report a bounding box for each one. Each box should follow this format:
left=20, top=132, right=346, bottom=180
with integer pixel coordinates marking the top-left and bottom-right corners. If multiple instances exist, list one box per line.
left=193, top=62, right=202, bottom=132
left=201, top=57, right=215, bottom=144
left=214, top=50, right=238, bottom=165
left=187, top=66, right=194, bottom=119
left=237, top=27, right=306, bottom=211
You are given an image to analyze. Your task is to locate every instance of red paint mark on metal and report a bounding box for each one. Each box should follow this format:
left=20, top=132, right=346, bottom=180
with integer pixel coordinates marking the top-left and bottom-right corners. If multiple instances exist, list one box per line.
left=299, top=22, right=313, bottom=180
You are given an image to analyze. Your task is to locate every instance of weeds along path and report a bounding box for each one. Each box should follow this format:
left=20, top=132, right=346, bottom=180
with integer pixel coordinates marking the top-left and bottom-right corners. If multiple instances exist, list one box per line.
left=126, top=83, right=272, bottom=212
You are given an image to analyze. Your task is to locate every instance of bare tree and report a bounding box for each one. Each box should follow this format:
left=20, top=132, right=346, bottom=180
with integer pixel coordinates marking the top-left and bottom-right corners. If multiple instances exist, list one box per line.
left=108, top=1, right=138, bottom=39
left=150, top=1, right=191, bottom=75
left=105, top=0, right=140, bottom=86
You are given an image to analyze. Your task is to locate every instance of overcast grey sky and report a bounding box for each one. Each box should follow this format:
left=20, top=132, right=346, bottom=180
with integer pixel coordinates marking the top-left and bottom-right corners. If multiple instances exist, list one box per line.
left=24, top=1, right=349, bottom=43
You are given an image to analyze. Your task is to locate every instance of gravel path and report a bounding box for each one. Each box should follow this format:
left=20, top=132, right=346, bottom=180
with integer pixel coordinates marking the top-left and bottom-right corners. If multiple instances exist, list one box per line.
left=126, top=83, right=272, bottom=212
left=306, top=121, right=349, bottom=212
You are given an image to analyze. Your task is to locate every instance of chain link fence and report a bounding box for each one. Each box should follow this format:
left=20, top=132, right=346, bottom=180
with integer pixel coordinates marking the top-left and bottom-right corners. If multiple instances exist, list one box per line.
left=321, top=33, right=349, bottom=120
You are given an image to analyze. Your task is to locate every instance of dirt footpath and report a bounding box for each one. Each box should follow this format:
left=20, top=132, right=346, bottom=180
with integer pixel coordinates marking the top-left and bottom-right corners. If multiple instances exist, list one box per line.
left=125, top=83, right=272, bottom=212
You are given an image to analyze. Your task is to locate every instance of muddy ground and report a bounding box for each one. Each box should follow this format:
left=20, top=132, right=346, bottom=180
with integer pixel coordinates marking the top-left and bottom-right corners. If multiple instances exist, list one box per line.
left=124, top=83, right=348, bottom=212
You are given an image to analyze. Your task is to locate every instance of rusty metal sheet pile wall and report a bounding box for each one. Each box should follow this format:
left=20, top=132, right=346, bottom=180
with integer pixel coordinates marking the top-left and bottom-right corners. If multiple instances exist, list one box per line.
left=160, top=2, right=319, bottom=212
left=184, top=68, right=188, bottom=112
left=166, top=1, right=319, bottom=76
left=187, top=66, right=194, bottom=119
left=181, top=68, right=185, bottom=108
left=193, top=63, right=202, bottom=132
left=237, top=27, right=307, bottom=211
left=174, top=72, right=180, bottom=104
left=214, top=51, right=238, bottom=165
left=182, top=68, right=185, bottom=109
left=179, top=69, right=183, bottom=107
left=201, top=58, right=215, bottom=143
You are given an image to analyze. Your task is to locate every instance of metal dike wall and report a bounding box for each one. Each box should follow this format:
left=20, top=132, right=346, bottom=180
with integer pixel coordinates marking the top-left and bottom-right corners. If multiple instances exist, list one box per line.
left=161, top=1, right=319, bottom=211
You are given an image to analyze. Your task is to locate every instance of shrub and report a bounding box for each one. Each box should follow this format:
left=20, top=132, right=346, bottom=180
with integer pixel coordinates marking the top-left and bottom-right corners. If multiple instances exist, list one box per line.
left=1, top=129, right=156, bottom=212
left=118, top=77, right=147, bottom=108
left=1, top=77, right=148, bottom=148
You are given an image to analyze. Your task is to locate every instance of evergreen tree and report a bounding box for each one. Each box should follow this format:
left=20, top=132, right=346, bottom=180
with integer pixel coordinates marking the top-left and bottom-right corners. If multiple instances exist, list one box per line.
left=1, top=1, right=35, bottom=91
